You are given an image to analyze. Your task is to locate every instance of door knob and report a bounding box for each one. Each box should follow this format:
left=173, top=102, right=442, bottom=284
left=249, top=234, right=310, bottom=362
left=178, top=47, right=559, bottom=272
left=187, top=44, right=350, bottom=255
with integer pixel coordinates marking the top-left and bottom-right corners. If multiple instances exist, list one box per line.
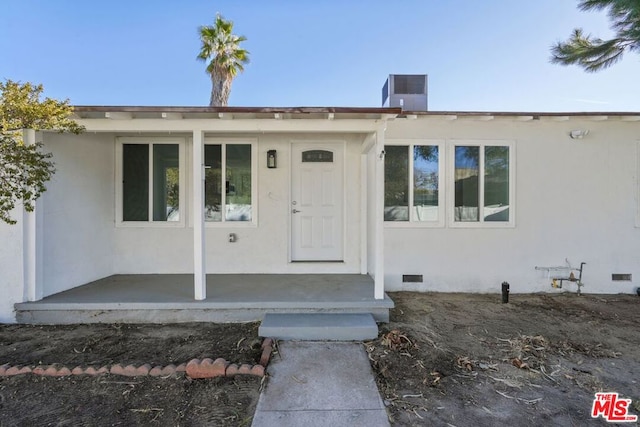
left=292, top=209, right=301, bottom=214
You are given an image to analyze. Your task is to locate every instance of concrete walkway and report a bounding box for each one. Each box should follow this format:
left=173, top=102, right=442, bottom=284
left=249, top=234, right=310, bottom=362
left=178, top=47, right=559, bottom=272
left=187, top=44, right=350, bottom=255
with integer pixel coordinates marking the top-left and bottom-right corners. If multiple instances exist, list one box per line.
left=252, top=341, right=389, bottom=427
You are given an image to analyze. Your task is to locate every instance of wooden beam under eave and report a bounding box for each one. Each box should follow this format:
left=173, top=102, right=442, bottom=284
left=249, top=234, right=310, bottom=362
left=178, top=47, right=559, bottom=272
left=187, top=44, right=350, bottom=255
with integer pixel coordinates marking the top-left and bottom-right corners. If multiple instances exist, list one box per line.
left=550, top=116, right=570, bottom=122
left=587, top=115, right=609, bottom=121
left=621, top=116, right=640, bottom=122
left=77, top=118, right=380, bottom=133
left=105, top=112, right=133, bottom=120
left=474, top=115, right=494, bottom=121
left=161, top=112, right=183, bottom=120
left=327, top=113, right=335, bottom=120
left=218, top=112, right=234, bottom=120
left=515, top=115, right=534, bottom=121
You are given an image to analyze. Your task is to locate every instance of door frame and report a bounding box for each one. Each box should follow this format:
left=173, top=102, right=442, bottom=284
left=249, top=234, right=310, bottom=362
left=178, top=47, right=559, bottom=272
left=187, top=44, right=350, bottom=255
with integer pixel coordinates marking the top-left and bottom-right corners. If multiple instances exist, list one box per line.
left=288, top=140, right=347, bottom=263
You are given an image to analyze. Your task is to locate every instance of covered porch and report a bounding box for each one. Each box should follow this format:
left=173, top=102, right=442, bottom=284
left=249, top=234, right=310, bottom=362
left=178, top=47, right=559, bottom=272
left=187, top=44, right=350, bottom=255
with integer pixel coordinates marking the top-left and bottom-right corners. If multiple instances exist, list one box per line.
left=15, top=274, right=394, bottom=324
left=13, top=106, right=400, bottom=325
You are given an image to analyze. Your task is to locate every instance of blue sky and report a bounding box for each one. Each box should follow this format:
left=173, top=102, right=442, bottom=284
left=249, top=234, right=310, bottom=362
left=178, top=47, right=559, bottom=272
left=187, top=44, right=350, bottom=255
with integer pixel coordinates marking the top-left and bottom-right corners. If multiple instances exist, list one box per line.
left=1, top=0, right=638, bottom=111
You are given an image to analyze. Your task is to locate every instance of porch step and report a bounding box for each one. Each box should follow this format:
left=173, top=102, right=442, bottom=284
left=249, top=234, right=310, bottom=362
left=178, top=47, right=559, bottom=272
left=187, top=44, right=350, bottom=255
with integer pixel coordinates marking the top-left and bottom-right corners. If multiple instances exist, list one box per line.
left=259, top=313, right=378, bottom=341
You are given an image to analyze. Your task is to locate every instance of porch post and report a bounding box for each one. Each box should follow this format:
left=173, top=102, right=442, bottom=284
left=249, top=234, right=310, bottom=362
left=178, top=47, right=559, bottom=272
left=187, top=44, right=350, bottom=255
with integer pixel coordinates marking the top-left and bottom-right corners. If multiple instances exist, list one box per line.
left=192, top=130, right=206, bottom=300
left=374, top=126, right=385, bottom=300
left=22, top=129, right=43, bottom=302
left=360, top=153, right=368, bottom=275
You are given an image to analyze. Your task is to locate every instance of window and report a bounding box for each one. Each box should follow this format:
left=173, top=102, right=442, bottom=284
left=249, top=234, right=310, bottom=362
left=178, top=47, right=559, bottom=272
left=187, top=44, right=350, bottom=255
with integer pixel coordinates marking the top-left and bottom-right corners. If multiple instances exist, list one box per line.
left=118, top=138, right=185, bottom=225
left=451, top=141, right=514, bottom=226
left=384, top=142, right=443, bottom=224
left=204, top=143, right=254, bottom=223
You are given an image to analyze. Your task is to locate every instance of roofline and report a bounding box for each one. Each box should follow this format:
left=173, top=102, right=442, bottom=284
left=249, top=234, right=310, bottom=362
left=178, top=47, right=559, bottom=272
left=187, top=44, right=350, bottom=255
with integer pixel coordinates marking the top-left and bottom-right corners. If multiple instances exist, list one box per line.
left=72, top=106, right=403, bottom=114
left=72, top=105, right=640, bottom=117
left=405, top=110, right=640, bottom=117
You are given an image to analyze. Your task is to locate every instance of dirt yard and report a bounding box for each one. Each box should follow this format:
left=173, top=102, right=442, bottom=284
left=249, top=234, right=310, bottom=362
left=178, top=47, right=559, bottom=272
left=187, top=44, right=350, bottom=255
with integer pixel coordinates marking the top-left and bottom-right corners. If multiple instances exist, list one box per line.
left=1, top=294, right=639, bottom=426
left=0, top=322, right=263, bottom=426
left=366, top=292, right=640, bottom=426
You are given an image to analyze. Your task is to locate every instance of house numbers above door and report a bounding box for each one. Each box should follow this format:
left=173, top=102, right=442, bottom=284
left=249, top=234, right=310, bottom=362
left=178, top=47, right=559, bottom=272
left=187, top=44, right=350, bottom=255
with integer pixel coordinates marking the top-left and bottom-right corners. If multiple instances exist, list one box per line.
left=302, top=150, right=334, bottom=163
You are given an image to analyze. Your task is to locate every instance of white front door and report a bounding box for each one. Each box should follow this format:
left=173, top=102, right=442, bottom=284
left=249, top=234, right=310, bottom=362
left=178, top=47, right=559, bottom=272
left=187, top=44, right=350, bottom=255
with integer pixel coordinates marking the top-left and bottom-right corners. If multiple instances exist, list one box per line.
left=291, top=143, right=344, bottom=261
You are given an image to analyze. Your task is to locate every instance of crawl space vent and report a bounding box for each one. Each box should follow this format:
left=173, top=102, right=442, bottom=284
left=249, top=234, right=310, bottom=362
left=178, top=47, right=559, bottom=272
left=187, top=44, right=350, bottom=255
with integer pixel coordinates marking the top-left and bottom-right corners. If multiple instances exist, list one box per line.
left=403, top=274, right=423, bottom=283
left=612, top=274, right=632, bottom=281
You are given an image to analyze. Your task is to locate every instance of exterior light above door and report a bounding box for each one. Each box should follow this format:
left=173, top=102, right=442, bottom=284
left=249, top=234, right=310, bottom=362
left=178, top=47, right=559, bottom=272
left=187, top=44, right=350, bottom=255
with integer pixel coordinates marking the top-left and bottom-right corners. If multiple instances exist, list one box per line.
left=267, top=150, right=277, bottom=168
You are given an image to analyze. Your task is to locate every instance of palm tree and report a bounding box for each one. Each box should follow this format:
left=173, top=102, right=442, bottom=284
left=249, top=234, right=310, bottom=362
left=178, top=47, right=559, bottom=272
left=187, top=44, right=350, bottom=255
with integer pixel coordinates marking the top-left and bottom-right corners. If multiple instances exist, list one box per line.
left=197, top=14, right=249, bottom=106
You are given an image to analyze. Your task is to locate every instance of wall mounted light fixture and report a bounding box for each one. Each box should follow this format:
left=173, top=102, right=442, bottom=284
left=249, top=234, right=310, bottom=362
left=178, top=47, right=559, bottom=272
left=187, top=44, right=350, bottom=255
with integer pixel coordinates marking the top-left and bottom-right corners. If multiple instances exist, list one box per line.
left=267, top=150, right=277, bottom=168
left=569, top=130, right=590, bottom=139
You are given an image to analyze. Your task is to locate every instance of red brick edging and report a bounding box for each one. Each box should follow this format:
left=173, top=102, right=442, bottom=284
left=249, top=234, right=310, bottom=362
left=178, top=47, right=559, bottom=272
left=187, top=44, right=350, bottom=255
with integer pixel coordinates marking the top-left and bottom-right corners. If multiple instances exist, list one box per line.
left=0, top=338, right=275, bottom=380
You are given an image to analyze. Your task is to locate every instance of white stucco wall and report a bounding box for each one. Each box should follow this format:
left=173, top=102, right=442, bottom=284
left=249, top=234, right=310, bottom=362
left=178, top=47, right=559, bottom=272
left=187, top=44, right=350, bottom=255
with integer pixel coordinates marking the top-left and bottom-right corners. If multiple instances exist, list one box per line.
left=0, top=209, right=24, bottom=322
left=13, top=114, right=638, bottom=315
left=383, top=117, right=640, bottom=294
left=40, top=133, right=115, bottom=296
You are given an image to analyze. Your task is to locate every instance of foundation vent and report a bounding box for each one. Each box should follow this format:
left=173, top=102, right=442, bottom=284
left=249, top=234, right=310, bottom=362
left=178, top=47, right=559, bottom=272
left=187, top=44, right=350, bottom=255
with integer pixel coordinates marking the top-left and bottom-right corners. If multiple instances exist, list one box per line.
left=612, top=274, right=632, bottom=281
left=403, top=274, right=423, bottom=283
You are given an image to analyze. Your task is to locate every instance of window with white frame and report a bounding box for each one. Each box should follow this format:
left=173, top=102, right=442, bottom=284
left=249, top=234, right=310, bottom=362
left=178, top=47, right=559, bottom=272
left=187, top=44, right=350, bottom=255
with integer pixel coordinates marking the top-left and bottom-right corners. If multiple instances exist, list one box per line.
left=204, top=142, right=255, bottom=223
left=384, top=143, right=442, bottom=223
left=450, top=141, right=514, bottom=225
left=118, top=138, right=185, bottom=224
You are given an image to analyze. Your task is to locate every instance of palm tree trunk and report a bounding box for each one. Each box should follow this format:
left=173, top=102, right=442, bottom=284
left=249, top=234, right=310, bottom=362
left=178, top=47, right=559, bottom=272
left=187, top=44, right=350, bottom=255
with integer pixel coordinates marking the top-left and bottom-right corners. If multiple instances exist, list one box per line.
left=209, top=66, right=233, bottom=106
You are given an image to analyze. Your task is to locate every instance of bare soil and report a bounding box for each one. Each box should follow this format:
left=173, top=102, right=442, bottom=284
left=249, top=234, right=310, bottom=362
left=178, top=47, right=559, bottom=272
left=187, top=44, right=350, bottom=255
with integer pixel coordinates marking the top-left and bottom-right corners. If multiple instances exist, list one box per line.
left=2, top=294, right=639, bottom=426
left=0, top=322, right=263, bottom=426
left=366, top=293, right=640, bottom=426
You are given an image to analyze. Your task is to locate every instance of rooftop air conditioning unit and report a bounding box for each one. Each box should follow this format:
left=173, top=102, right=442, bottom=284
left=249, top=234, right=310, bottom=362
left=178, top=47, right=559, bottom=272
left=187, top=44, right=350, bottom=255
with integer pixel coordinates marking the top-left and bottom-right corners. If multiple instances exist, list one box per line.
left=382, top=74, right=428, bottom=111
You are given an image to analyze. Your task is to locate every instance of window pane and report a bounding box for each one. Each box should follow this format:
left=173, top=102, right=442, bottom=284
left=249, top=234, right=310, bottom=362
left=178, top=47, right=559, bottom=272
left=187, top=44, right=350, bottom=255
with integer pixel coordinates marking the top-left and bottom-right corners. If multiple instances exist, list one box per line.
left=484, top=146, right=509, bottom=222
left=454, top=146, right=479, bottom=222
left=413, top=145, right=439, bottom=221
left=384, top=145, right=409, bottom=221
left=205, top=145, right=222, bottom=222
left=225, top=144, right=252, bottom=221
left=123, top=144, right=149, bottom=221
left=152, top=144, right=179, bottom=221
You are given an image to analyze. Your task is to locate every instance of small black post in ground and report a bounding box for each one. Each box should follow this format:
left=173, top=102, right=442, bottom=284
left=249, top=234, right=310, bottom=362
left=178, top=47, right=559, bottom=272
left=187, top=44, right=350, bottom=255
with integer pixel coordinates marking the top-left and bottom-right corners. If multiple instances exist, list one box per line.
left=501, top=282, right=510, bottom=303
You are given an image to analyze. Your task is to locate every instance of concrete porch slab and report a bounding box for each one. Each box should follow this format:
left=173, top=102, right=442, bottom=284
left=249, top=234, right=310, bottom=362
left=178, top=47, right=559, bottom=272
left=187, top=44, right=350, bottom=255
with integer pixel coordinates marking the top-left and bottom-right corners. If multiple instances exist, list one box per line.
left=15, top=274, right=393, bottom=324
